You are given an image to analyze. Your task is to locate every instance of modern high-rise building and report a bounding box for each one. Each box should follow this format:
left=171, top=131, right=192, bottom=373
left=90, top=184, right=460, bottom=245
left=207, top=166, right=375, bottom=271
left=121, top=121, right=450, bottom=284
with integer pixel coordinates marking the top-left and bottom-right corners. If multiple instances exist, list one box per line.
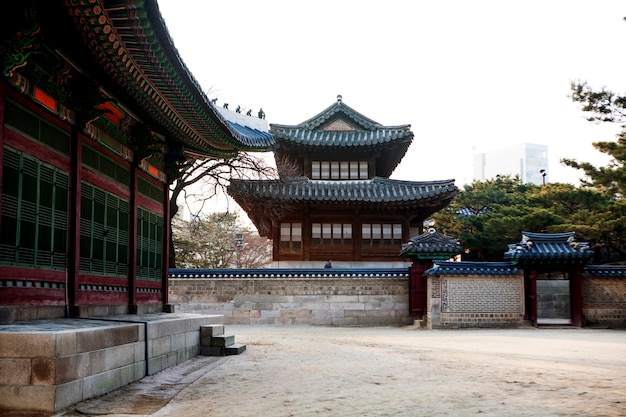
left=473, top=143, right=549, bottom=185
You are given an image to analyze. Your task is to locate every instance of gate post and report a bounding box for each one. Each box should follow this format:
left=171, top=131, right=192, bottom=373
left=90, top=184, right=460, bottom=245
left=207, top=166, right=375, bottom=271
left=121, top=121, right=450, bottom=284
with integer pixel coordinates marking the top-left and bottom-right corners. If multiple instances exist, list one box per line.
left=570, top=268, right=584, bottom=327
left=527, top=270, right=537, bottom=326
left=409, top=260, right=431, bottom=318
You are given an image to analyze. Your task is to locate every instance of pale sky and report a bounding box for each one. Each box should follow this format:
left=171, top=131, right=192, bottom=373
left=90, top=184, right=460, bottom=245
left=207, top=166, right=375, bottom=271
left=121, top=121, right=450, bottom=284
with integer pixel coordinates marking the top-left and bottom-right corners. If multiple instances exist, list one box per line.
left=157, top=0, right=625, bottom=189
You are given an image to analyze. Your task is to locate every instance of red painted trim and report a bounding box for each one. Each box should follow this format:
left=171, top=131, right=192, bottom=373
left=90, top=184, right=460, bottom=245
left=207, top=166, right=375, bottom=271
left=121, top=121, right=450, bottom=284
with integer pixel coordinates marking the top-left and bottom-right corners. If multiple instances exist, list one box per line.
left=75, top=290, right=128, bottom=305
left=81, top=166, right=131, bottom=200
left=137, top=194, right=163, bottom=215
left=0, top=266, right=66, bottom=281
left=0, top=288, right=66, bottom=305
left=136, top=293, right=162, bottom=303
left=33, top=87, right=57, bottom=112
left=3, top=129, right=71, bottom=171
left=78, top=274, right=130, bottom=286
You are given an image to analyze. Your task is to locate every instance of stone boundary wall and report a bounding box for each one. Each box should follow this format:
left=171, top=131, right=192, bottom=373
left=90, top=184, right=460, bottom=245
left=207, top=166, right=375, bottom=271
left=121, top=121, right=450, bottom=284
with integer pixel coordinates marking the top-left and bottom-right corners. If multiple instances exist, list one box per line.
left=583, top=277, right=626, bottom=328
left=427, top=275, right=525, bottom=329
left=169, top=276, right=412, bottom=326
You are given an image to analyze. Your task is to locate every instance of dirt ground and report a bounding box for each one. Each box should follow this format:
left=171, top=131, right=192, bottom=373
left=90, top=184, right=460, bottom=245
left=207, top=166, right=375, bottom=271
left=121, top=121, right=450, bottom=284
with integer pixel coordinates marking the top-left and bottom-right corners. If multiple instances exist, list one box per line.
left=62, top=325, right=625, bottom=417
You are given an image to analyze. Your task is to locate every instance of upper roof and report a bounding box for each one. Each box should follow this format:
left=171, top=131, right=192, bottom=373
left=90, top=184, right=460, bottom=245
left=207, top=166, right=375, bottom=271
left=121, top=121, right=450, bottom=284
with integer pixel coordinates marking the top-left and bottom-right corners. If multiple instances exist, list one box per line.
left=503, top=232, right=593, bottom=266
left=10, top=0, right=274, bottom=158
left=270, top=95, right=413, bottom=176
left=400, top=229, right=463, bottom=260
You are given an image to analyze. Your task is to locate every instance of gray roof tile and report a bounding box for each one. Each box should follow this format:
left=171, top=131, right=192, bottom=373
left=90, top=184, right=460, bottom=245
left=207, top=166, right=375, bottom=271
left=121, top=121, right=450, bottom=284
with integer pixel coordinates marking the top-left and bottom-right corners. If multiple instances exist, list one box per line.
left=228, top=177, right=457, bottom=206
left=400, top=229, right=463, bottom=259
left=425, top=261, right=521, bottom=276
left=584, top=265, right=626, bottom=278
left=503, top=232, right=593, bottom=265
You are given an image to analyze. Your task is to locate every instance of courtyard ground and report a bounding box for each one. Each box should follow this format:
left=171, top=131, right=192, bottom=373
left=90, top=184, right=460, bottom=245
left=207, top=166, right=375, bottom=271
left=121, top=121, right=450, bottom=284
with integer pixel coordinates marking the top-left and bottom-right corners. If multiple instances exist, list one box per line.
left=61, top=325, right=625, bottom=417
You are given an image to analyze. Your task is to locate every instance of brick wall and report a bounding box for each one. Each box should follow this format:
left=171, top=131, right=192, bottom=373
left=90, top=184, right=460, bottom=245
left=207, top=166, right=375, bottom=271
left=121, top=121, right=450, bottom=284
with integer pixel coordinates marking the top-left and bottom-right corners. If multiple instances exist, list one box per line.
left=169, top=277, right=412, bottom=326
left=428, top=275, right=525, bottom=328
left=583, top=278, right=626, bottom=328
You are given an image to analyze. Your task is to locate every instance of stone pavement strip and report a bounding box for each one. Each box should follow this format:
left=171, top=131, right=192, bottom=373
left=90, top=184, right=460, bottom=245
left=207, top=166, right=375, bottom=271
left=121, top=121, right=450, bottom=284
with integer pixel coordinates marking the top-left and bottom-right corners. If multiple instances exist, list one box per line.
left=59, top=356, right=227, bottom=416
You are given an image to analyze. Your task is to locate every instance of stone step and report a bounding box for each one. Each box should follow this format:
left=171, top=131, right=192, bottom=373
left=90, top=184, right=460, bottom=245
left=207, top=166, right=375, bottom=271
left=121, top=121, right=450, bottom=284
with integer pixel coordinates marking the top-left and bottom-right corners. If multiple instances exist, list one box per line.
left=211, top=334, right=236, bottom=347
left=200, top=346, right=224, bottom=356
left=200, top=324, right=225, bottom=346
left=224, top=343, right=247, bottom=355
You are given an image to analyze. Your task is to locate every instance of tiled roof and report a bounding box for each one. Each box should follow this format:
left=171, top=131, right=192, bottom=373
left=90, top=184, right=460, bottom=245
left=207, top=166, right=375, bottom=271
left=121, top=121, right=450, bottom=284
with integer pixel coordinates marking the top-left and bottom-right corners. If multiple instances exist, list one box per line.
left=228, top=177, right=457, bottom=206
left=584, top=265, right=626, bottom=278
left=289, top=95, right=386, bottom=130
left=271, top=126, right=412, bottom=148
left=223, top=120, right=274, bottom=148
left=503, top=232, right=593, bottom=265
left=424, top=261, right=521, bottom=276
left=169, top=268, right=409, bottom=279
left=59, top=0, right=273, bottom=157
left=270, top=96, right=413, bottom=177
left=400, top=229, right=463, bottom=259
left=270, top=96, right=412, bottom=149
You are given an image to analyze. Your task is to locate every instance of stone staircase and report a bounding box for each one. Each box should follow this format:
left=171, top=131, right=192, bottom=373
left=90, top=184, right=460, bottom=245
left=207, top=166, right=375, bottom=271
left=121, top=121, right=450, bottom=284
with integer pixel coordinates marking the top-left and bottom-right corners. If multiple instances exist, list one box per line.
left=200, top=324, right=246, bottom=356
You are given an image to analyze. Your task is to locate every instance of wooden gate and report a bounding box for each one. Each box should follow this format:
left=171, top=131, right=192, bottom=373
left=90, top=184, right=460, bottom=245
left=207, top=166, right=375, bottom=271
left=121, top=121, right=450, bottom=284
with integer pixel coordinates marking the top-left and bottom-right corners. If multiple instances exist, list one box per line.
left=408, top=263, right=428, bottom=318
left=536, top=279, right=571, bottom=325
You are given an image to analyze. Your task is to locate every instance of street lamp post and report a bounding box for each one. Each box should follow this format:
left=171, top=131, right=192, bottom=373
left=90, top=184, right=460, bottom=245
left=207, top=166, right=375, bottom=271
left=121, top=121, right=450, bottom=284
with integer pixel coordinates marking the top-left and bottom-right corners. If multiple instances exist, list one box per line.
left=540, top=169, right=546, bottom=186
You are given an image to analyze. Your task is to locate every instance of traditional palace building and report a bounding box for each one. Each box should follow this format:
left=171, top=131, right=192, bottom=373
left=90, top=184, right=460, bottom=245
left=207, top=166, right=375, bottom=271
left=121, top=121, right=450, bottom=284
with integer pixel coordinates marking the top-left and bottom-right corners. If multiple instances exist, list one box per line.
left=229, top=96, right=458, bottom=267
left=0, top=0, right=272, bottom=321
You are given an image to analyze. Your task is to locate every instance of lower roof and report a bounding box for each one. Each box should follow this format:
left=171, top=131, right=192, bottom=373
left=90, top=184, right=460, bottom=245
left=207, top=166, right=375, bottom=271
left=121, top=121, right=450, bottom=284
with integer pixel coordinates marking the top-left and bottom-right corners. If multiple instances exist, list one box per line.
left=229, top=177, right=457, bottom=206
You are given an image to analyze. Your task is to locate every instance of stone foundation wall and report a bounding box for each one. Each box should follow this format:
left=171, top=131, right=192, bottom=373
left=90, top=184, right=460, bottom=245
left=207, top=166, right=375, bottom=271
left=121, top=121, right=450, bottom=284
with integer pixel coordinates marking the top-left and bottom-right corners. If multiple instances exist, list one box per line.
left=0, top=314, right=222, bottom=414
left=169, top=277, right=412, bottom=326
left=583, top=278, right=626, bottom=328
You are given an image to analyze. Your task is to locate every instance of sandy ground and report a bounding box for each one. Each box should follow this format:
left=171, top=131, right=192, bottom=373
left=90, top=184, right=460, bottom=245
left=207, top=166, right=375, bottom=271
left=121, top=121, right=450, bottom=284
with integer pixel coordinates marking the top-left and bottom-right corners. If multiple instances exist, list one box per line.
left=62, top=325, right=625, bottom=417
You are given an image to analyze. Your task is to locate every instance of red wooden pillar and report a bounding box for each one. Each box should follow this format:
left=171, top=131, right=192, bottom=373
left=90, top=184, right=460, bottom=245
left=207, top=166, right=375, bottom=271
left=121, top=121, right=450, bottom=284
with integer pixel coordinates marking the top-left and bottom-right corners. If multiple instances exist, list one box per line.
left=161, top=179, right=172, bottom=311
left=67, top=127, right=82, bottom=316
left=0, top=82, right=5, bottom=223
left=570, top=268, right=584, bottom=327
left=527, top=269, right=537, bottom=326
left=127, top=162, right=138, bottom=313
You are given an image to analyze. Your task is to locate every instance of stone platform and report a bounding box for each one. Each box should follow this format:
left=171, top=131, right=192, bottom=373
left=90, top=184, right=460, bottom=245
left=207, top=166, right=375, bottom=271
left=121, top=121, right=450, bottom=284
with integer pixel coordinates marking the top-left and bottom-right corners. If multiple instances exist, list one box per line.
left=0, top=313, right=223, bottom=415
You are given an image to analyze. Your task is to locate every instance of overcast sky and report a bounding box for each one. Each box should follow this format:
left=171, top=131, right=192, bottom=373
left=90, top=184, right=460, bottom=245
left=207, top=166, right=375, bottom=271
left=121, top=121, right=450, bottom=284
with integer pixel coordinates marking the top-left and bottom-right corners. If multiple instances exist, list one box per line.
left=157, top=0, right=625, bottom=189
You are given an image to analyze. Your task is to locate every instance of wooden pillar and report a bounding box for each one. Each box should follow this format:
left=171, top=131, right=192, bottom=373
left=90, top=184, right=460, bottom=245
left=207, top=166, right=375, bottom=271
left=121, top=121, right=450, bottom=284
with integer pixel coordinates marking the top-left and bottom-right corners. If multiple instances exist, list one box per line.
left=302, top=213, right=310, bottom=262
left=127, top=162, right=138, bottom=313
left=570, top=268, right=584, bottom=327
left=67, top=126, right=82, bottom=316
left=527, top=269, right=537, bottom=326
left=161, top=179, right=172, bottom=311
left=0, top=82, right=6, bottom=222
left=408, top=260, right=432, bottom=318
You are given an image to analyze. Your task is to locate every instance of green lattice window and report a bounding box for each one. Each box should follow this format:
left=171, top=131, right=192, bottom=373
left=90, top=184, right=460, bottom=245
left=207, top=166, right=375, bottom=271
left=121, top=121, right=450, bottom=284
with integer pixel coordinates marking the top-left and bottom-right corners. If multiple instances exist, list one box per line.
left=4, top=100, right=70, bottom=156
left=82, top=144, right=130, bottom=185
left=136, top=207, right=163, bottom=281
left=79, top=183, right=129, bottom=276
left=138, top=177, right=163, bottom=203
left=0, top=147, right=69, bottom=268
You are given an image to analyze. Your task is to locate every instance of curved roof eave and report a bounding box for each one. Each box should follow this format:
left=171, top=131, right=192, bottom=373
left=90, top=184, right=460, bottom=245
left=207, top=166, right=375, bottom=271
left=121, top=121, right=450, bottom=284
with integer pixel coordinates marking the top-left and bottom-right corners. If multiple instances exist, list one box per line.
left=63, top=0, right=274, bottom=158
left=228, top=177, right=458, bottom=206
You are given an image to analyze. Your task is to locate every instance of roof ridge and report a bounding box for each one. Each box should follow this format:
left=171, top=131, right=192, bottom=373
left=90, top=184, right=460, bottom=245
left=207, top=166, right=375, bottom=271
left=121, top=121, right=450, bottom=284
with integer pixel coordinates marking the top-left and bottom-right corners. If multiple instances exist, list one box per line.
left=290, top=96, right=383, bottom=131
